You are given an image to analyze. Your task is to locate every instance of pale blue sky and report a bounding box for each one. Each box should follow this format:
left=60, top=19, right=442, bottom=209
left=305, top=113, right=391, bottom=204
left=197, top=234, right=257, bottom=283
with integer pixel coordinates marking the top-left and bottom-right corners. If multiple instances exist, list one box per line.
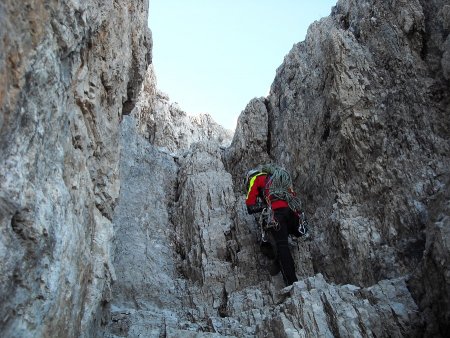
left=148, top=0, right=336, bottom=130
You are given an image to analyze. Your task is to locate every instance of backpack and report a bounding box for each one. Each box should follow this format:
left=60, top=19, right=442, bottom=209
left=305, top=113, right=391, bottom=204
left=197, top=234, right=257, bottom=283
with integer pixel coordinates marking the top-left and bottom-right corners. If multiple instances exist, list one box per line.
left=262, top=164, right=309, bottom=237
left=261, top=164, right=302, bottom=213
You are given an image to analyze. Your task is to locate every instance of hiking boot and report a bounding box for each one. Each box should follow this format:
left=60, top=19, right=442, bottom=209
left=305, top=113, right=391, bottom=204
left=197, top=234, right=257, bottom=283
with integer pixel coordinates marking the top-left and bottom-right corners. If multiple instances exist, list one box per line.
left=260, top=241, right=276, bottom=259
left=268, top=260, right=281, bottom=276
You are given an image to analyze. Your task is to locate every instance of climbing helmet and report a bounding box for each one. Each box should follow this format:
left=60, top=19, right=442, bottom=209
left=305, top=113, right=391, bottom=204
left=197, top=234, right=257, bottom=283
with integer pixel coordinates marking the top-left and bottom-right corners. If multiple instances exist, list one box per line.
left=244, top=168, right=261, bottom=191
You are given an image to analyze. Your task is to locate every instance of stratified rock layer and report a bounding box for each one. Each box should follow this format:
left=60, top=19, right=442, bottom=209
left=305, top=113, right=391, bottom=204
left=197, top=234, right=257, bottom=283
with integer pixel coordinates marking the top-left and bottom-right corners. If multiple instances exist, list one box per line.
left=0, top=1, right=150, bottom=337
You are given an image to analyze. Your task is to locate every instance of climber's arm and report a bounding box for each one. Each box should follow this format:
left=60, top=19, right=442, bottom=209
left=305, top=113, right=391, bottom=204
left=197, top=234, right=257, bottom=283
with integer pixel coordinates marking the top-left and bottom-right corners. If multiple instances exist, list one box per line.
left=247, top=203, right=264, bottom=214
left=245, top=175, right=265, bottom=214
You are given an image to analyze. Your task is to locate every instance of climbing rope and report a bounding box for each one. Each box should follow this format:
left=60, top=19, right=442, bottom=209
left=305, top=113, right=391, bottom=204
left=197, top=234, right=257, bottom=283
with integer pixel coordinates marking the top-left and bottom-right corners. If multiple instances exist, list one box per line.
left=261, top=164, right=303, bottom=213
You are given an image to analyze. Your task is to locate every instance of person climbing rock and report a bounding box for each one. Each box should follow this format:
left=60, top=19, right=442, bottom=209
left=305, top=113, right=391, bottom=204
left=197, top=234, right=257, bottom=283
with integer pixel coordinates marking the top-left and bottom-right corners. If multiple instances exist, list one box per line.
left=244, top=164, right=307, bottom=286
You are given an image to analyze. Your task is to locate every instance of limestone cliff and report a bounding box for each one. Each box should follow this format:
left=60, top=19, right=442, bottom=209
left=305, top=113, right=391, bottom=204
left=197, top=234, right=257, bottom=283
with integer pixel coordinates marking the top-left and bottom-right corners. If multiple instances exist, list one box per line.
left=133, top=66, right=233, bottom=154
left=1, top=0, right=449, bottom=337
left=224, top=0, right=449, bottom=335
left=0, top=1, right=151, bottom=337
left=104, top=115, right=422, bottom=337
left=103, top=1, right=448, bottom=337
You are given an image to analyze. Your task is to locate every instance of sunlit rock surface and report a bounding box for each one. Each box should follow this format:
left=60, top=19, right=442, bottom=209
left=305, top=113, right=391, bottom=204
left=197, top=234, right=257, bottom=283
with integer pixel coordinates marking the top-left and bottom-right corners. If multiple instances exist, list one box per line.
left=1, top=0, right=449, bottom=337
left=0, top=0, right=150, bottom=337
left=260, top=1, right=449, bottom=335
left=132, top=66, right=233, bottom=154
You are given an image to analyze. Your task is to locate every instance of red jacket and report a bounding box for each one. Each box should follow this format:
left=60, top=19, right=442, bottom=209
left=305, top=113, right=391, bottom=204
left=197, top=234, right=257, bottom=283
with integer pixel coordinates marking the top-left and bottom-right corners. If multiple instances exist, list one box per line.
left=245, top=173, right=289, bottom=210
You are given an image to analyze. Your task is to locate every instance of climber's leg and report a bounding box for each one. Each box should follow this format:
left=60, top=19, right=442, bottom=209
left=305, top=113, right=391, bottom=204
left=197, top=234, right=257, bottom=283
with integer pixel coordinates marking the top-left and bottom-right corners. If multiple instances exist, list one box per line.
left=272, top=208, right=298, bottom=286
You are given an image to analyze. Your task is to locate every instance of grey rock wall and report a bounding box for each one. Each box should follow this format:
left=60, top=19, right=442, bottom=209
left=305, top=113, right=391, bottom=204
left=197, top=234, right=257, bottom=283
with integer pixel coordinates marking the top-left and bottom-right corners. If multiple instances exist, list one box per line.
left=225, top=0, right=449, bottom=335
left=2, top=0, right=449, bottom=337
left=223, top=97, right=272, bottom=189
left=103, top=113, right=421, bottom=337
left=102, top=116, right=187, bottom=337
left=0, top=1, right=150, bottom=337
left=102, top=79, right=423, bottom=337
left=95, top=0, right=450, bottom=336
left=133, top=66, right=233, bottom=154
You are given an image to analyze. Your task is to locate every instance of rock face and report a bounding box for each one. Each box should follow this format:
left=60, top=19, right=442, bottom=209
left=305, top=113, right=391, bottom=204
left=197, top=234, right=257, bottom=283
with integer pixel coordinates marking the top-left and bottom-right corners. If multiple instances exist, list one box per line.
left=225, top=0, right=449, bottom=335
left=1, top=0, right=449, bottom=337
left=104, top=115, right=185, bottom=337
left=104, top=114, right=421, bottom=336
left=0, top=1, right=151, bottom=337
left=133, top=66, right=233, bottom=154
left=223, top=97, right=272, bottom=185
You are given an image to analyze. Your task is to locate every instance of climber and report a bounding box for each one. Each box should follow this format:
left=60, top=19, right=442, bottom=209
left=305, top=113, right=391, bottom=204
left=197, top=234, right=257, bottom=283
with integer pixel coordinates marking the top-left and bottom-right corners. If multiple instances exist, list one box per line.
left=244, top=164, right=307, bottom=286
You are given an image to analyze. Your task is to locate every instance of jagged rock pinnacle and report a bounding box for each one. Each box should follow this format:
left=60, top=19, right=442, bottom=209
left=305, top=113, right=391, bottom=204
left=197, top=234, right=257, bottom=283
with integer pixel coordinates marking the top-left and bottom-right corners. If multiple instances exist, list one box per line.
left=0, top=0, right=448, bottom=337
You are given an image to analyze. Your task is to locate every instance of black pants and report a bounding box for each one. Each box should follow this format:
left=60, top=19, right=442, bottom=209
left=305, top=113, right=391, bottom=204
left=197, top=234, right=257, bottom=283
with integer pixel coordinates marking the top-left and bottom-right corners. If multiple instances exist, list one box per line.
left=271, top=207, right=300, bottom=286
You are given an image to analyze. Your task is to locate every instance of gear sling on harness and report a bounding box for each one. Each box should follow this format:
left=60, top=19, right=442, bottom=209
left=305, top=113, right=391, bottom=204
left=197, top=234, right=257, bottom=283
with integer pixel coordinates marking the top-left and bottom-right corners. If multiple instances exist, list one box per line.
left=261, top=164, right=308, bottom=237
